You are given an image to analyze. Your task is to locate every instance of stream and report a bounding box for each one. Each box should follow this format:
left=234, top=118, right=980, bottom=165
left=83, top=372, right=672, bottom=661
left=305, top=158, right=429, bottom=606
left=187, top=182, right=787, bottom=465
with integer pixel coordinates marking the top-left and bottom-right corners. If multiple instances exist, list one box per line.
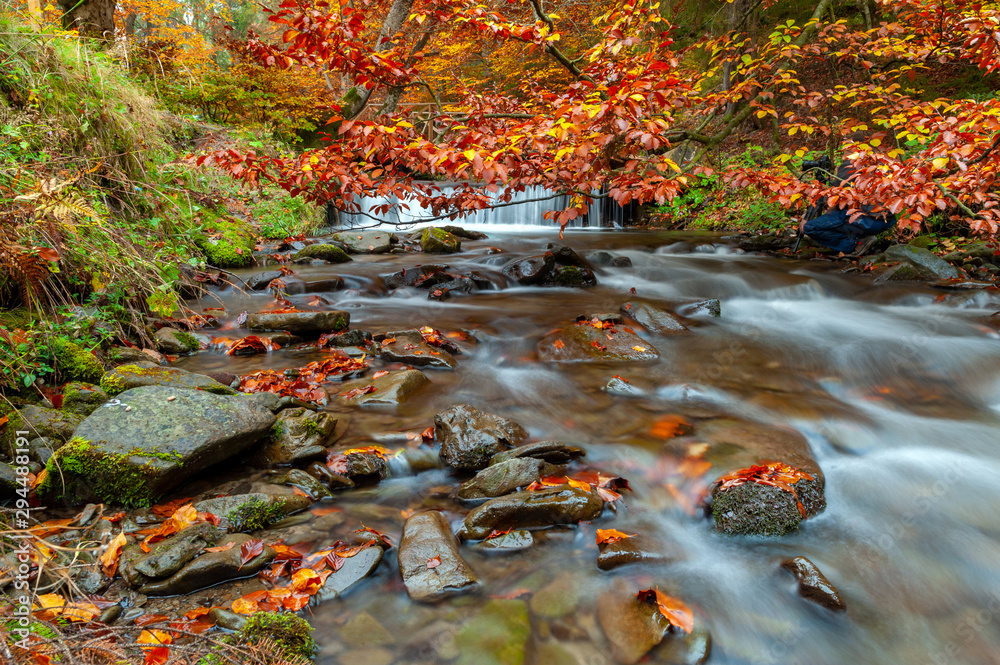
left=176, top=227, right=1000, bottom=665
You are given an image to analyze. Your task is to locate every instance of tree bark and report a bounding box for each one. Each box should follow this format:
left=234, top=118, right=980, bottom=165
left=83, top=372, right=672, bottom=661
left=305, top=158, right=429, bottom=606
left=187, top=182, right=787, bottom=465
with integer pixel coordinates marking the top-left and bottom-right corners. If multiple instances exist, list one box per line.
left=58, top=0, right=115, bottom=40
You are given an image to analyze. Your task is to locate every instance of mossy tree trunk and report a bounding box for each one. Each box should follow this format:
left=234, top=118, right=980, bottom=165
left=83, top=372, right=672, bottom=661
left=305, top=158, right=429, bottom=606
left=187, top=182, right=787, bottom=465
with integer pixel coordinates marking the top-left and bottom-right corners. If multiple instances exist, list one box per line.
left=58, top=0, right=115, bottom=40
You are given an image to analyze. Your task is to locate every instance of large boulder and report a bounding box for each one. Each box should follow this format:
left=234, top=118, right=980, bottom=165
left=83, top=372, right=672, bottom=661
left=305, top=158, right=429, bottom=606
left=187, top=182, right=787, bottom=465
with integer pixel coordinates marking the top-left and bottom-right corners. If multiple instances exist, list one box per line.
left=881, top=244, right=959, bottom=280
left=460, top=485, right=604, bottom=540
left=41, top=386, right=275, bottom=507
left=331, top=230, right=395, bottom=254
left=457, top=458, right=553, bottom=500
left=249, top=407, right=339, bottom=467
left=435, top=404, right=528, bottom=470
left=398, top=511, right=480, bottom=602
left=100, top=364, right=236, bottom=396
left=246, top=310, right=349, bottom=335
left=538, top=320, right=659, bottom=363
left=421, top=227, right=462, bottom=253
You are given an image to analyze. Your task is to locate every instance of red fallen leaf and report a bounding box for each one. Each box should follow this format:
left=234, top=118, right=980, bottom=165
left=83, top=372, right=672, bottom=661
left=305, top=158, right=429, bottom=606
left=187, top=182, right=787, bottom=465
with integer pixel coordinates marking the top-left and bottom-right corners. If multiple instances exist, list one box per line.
left=226, top=335, right=280, bottom=356
left=595, top=529, right=635, bottom=545
left=612, top=375, right=629, bottom=383
left=239, top=539, right=265, bottom=570
left=624, top=303, right=632, bottom=310
left=150, top=497, right=195, bottom=518
left=183, top=607, right=213, bottom=621
left=426, top=555, right=442, bottom=569
left=340, top=384, right=376, bottom=400
left=382, top=337, right=397, bottom=345
left=716, top=461, right=814, bottom=518
left=421, top=426, right=435, bottom=442
left=650, top=414, right=691, bottom=440
left=553, top=339, right=565, bottom=349
left=356, top=525, right=394, bottom=549
left=203, top=542, right=236, bottom=553
left=100, top=532, right=127, bottom=578
left=636, top=588, right=693, bottom=634
left=485, top=529, right=511, bottom=540
left=134, top=614, right=170, bottom=627
left=292, top=487, right=309, bottom=497
left=143, top=646, right=170, bottom=665
left=591, top=340, right=607, bottom=351
left=372, top=370, right=390, bottom=379
left=36, top=246, right=60, bottom=262
left=106, top=511, right=127, bottom=523
left=629, top=287, right=637, bottom=294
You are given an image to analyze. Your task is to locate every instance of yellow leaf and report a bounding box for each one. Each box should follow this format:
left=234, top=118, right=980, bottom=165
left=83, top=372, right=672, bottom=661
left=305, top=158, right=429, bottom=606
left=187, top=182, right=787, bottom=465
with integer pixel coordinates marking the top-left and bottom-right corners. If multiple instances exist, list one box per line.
left=34, top=594, right=64, bottom=610
left=931, top=157, right=949, bottom=169
left=138, top=629, right=172, bottom=647
left=463, top=149, right=477, bottom=162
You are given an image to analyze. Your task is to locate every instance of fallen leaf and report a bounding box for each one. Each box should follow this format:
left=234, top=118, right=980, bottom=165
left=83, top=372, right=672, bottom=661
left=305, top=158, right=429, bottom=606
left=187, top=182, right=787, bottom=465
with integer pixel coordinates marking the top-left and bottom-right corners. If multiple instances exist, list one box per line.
left=239, top=539, right=265, bottom=570
left=595, top=529, right=635, bottom=545
left=553, top=339, right=565, bottom=349
left=203, top=542, right=236, bottom=553
left=650, top=414, right=691, bottom=440
left=636, top=588, right=693, bottom=634
left=426, top=555, right=442, bottom=569
left=100, top=531, right=127, bottom=578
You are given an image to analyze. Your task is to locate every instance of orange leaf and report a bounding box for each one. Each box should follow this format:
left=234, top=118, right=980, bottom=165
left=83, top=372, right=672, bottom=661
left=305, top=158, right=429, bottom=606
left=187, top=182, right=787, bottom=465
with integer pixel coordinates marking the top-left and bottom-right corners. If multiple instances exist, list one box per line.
left=143, top=647, right=169, bottom=665
left=552, top=339, right=565, bottom=349
left=230, top=596, right=259, bottom=615
left=595, top=529, right=635, bottom=545
left=636, top=588, right=693, bottom=634
left=239, top=539, right=264, bottom=570
left=650, top=415, right=691, bottom=440
left=426, top=555, right=442, bottom=569
left=203, top=542, right=236, bottom=553
left=100, top=531, right=127, bottom=578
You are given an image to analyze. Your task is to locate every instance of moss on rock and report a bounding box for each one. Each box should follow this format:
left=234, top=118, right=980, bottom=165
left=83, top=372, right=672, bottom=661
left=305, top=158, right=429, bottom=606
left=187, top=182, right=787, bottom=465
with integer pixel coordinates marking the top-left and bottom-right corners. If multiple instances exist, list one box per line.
left=61, top=382, right=109, bottom=416
left=51, top=338, right=104, bottom=383
left=420, top=227, right=462, bottom=254
left=40, top=436, right=160, bottom=508
left=237, top=612, right=316, bottom=662
left=711, top=478, right=825, bottom=536
left=195, top=214, right=256, bottom=269
left=226, top=497, right=287, bottom=531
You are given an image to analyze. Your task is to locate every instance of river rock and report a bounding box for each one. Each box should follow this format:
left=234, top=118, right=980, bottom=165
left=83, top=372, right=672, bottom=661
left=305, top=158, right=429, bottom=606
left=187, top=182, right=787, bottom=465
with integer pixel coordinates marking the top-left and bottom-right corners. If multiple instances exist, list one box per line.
left=489, top=440, right=585, bottom=465
left=43, top=386, right=274, bottom=507
left=460, top=486, right=604, bottom=540
left=331, top=447, right=389, bottom=480
left=249, top=407, right=338, bottom=466
left=621, top=301, right=689, bottom=335
left=457, top=458, right=552, bottom=500
left=781, top=556, right=846, bottom=612
left=305, top=461, right=356, bottom=490
left=61, top=382, right=109, bottom=417
left=882, top=244, right=959, bottom=280
left=606, top=376, right=645, bottom=396
left=312, top=544, right=383, bottom=602
left=274, top=468, right=332, bottom=500
left=384, top=264, right=451, bottom=289
left=331, top=230, right=395, bottom=254
left=473, top=529, right=533, bottom=553
left=440, top=225, right=488, bottom=240
left=421, top=227, right=462, bottom=253
left=322, top=329, right=372, bottom=347
left=194, top=492, right=310, bottom=532
left=547, top=264, right=598, bottom=287
left=140, top=533, right=276, bottom=596
left=611, top=256, right=633, bottom=268
left=435, top=404, right=529, bottom=470
left=597, top=534, right=673, bottom=571
left=208, top=608, right=246, bottom=631
left=292, top=244, right=352, bottom=264
left=154, top=327, right=200, bottom=354
left=503, top=254, right=554, bottom=285
left=454, top=599, right=530, bottom=665
left=398, top=511, right=481, bottom=602
left=546, top=243, right=593, bottom=269
left=699, top=419, right=825, bottom=536
left=133, top=522, right=219, bottom=580
left=99, top=364, right=236, bottom=396
left=598, top=588, right=672, bottom=665
left=538, top=320, right=659, bottom=363
left=3, top=405, right=82, bottom=456
left=378, top=330, right=457, bottom=369
left=531, top=572, right=582, bottom=619
left=247, top=269, right=284, bottom=290
left=337, top=369, right=430, bottom=406
left=677, top=299, right=721, bottom=318
left=246, top=310, right=349, bottom=334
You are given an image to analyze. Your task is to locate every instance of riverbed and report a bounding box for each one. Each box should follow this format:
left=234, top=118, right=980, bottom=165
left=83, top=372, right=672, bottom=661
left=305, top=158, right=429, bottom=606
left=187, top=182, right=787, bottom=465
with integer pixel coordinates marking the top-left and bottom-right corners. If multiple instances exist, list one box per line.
left=178, top=227, right=1000, bottom=665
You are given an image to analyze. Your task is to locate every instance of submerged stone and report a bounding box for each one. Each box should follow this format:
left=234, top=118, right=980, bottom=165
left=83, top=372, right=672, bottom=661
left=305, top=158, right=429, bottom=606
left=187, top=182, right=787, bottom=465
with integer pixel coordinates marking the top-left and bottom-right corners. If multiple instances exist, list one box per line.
left=454, top=599, right=530, bottom=665
left=781, top=556, right=846, bottom=612
left=435, top=404, right=528, bottom=470
left=538, top=321, right=660, bottom=363
left=398, top=511, right=480, bottom=602
left=460, top=486, right=604, bottom=540
left=621, top=301, right=689, bottom=335
left=246, top=310, right=349, bottom=335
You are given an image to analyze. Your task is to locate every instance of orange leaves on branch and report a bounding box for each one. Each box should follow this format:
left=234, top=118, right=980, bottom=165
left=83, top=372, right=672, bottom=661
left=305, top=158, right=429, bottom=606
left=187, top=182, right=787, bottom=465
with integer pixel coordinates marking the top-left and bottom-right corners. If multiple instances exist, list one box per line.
left=636, top=588, right=693, bottom=634
left=595, top=529, right=635, bottom=545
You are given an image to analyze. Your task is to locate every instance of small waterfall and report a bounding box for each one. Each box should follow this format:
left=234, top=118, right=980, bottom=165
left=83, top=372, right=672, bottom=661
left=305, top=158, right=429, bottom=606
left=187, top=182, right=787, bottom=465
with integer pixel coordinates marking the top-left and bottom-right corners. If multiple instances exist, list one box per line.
left=333, top=183, right=633, bottom=229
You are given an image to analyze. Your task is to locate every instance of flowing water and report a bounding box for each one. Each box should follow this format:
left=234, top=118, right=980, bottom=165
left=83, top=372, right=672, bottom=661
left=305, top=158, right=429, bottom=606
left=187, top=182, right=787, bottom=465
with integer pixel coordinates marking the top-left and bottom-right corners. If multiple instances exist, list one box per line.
left=178, top=227, right=1000, bottom=665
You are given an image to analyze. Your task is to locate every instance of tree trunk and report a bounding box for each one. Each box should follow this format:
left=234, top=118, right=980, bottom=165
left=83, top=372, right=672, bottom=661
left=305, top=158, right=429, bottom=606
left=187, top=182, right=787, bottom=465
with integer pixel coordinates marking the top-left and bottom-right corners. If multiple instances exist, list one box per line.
left=58, top=0, right=115, bottom=40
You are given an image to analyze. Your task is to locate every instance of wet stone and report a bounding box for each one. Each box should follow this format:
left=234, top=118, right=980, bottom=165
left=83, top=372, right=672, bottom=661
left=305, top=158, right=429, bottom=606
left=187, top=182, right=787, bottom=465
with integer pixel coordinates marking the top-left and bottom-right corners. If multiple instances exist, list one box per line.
left=140, top=534, right=276, bottom=596
left=473, top=529, right=533, bottom=553
left=398, top=511, right=481, bottom=602
left=435, top=404, right=529, bottom=471
left=677, top=299, right=721, bottom=318
left=292, top=244, right=352, bottom=263
left=337, top=369, right=431, bottom=406
left=246, top=310, right=350, bottom=335
left=621, top=301, right=689, bottom=335
left=538, top=321, right=660, bottom=363
left=460, top=486, right=604, bottom=540
left=246, top=270, right=283, bottom=290
left=312, top=545, right=383, bottom=603
left=306, top=461, right=356, bottom=489
left=606, top=376, right=645, bottom=396
left=457, top=457, right=552, bottom=500
left=597, top=534, right=673, bottom=571
left=134, top=522, right=219, bottom=580
left=154, top=327, right=199, bottom=354
left=781, top=556, right=846, bottom=612
left=194, top=492, right=310, bottom=532
left=61, top=382, right=109, bottom=417
left=455, top=599, right=530, bottom=665
left=597, top=589, right=672, bottom=665
left=489, top=440, right=585, bottom=466
left=273, top=468, right=332, bottom=500
left=530, top=572, right=581, bottom=619
left=331, top=230, right=396, bottom=254
left=251, top=407, right=338, bottom=467
left=335, top=448, right=388, bottom=480
left=99, top=364, right=236, bottom=396
left=503, top=254, right=555, bottom=285
left=378, top=330, right=457, bottom=369
left=208, top=607, right=246, bottom=631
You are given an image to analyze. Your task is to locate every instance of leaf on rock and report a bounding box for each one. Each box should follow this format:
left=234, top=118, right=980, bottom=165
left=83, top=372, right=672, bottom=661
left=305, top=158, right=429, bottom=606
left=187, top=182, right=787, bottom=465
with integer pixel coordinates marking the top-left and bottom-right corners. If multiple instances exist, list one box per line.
left=203, top=542, right=236, bottom=553
left=650, top=414, right=691, bottom=440
left=552, top=339, right=565, bottom=349
left=716, top=461, right=814, bottom=518
left=226, top=335, right=280, bottom=356
left=636, top=588, right=693, bottom=634
left=595, top=529, right=635, bottom=545
left=100, top=531, right=127, bottom=578
left=426, top=555, right=442, bottom=569
left=239, top=539, right=265, bottom=570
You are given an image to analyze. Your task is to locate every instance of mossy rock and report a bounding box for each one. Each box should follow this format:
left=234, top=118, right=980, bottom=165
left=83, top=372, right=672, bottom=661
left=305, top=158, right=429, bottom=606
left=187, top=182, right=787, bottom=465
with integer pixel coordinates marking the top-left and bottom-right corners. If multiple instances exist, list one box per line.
left=711, top=476, right=825, bottom=536
left=421, top=227, right=462, bottom=254
left=39, top=436, right=161, bottom=508
left=545, top=265, right=597, bottom=288
left=237, top=612, right=316, bottom=662
left=194, top=492, right=310, bottom=532
left=61, top=382, right=109, bottom=417
left=291, top=244, right=352, bottom=263
left=195, top=214, right=256, bottom=269
left=3, top=405, right=83, bottom=457
left=99, top=364, right=236, bottom=396
left=51, top=338, right=104, bottom=383
left=455, top=599, right=530, bottom=665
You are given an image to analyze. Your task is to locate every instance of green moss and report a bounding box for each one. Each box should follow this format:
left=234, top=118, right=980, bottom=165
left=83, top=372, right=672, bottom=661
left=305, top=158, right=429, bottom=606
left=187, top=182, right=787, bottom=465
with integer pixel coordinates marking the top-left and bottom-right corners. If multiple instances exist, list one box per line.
left=237, top=612, right=316, bottom=662
left=226, top=497, right=286, bottom=531
left=41, top=436, right=160, bottom=508
left=51, top=338, right=104, bottom=383
left=62, top=382, right=109, bottom=416
left=301, top=418, right=321, bottom=438
left=173, top=330, right=200, bottom=352
left=194, top=213, right=256, bottom=269
left=711, top=482, right=803, bottom=537
left=421, top=227, right=461, bottom=253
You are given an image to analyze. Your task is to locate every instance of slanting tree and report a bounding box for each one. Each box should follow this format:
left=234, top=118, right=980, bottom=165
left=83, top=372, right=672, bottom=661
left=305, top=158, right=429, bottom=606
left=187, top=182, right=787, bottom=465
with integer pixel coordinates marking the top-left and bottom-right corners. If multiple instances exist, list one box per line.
left=201, top=0, right=1000, bottom=236
left=58, top=0, right=115, bottom=39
